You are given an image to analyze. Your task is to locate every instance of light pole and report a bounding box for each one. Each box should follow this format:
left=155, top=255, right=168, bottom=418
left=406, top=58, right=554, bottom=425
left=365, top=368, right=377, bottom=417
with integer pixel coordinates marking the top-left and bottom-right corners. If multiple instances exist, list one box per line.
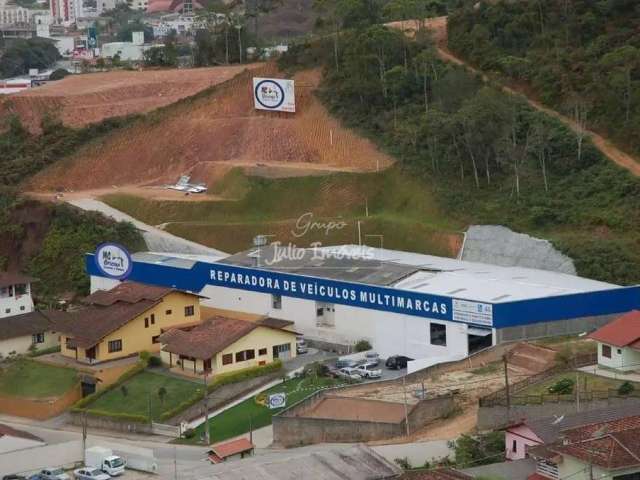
left=203, top=369, right=210, bottom=445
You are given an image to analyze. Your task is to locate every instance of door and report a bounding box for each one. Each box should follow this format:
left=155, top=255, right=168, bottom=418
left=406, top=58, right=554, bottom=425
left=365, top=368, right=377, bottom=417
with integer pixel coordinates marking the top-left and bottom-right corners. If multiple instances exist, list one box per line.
left=273, top=343, right=291, bottom=361
left=86, top=346, right=96, bottom=361
left=203, top=358, right=212, bottom=372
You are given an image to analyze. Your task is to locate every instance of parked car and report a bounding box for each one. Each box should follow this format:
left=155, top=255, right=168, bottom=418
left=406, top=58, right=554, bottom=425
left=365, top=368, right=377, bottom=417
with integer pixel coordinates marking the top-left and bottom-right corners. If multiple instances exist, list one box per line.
left=356, top=362, right=382, bottom=379
left=38, top=469, right=70, bottom=480
left=335, top=357, right=359, bottom=369
left=296, top=336, right=308, bottom=354
left=27, top=476, right=44, bottom=480
left=385, top=355, right=413, bottom=370
left=3, top=475, right=27, bottom=480
left=72, top=468, right=110, bottom=480
left=364, top=351, right=380, bottom=366
left=337, top=367, right=363, bottom=381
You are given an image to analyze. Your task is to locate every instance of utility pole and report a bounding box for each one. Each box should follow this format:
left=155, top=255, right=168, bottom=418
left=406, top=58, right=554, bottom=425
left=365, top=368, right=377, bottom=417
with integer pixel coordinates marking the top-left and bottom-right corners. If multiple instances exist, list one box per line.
left=203, top=369, right=210, bottom=445
left=576, top=371, right=580, bottom=413
left=402, top=376, right=410, bottom=437
left=249, top=411, right=253, bottom=446
left=173, top=446, right=178, bottom=480
left=503, top=354, right=511, bottom=413
left=82, top=412, right=87, bottom=464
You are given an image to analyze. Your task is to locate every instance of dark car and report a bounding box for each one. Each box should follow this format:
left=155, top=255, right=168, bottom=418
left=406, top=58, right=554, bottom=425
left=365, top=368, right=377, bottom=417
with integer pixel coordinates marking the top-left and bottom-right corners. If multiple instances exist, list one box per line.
left=4, top=476, right=27, bottom=480
left=385, top=355, right=413, bottom=370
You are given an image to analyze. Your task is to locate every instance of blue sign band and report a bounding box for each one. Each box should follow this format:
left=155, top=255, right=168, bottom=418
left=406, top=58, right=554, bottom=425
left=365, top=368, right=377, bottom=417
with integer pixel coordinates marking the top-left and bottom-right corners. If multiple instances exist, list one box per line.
left=85, top=254, right=640, bottom=329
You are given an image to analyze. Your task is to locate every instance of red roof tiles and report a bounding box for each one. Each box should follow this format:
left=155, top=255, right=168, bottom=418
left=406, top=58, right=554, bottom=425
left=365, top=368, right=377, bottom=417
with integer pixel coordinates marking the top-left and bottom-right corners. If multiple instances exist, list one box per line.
left=210, top=438, right=254, bottom=459
left=588, top=310, right=640, bottom=348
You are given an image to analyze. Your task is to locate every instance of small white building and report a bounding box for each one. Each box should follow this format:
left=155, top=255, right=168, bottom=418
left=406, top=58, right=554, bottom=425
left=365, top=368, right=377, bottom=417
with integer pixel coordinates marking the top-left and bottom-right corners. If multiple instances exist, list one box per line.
left=0, top=272, right=34, bottom=319
left=589, top=310, right=640, bottom=371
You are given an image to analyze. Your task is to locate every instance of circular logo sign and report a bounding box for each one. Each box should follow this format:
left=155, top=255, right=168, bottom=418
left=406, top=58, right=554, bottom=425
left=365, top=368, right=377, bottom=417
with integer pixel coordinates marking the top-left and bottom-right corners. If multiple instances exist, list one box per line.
left=94, top=243, right=132, bottom=280
left=255, top=80, right=285, bottom=109
left=268, top=392, right=286, bottom=409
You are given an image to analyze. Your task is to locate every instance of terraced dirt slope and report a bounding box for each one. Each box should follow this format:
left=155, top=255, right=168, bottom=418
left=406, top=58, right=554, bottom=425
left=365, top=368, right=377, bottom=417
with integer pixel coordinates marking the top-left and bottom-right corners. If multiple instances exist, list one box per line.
left=27, top=65, right=393, bottom=192
left=1, top=65, right=259, bottom=133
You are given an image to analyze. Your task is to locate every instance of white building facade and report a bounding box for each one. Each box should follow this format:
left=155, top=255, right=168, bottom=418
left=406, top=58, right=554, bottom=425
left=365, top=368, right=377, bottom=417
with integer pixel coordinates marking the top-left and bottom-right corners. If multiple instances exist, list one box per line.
left=0, top=273, right=34, bottom=319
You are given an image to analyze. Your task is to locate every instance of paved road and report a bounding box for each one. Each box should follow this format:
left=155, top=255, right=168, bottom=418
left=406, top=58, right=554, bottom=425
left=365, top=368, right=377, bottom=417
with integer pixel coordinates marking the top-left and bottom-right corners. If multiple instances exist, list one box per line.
left=67, top=198, right=227, bottom=256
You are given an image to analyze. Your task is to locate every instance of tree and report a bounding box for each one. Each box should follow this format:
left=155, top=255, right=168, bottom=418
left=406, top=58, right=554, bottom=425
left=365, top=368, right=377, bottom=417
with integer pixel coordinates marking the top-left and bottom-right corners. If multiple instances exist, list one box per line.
left=601, top=45, right=640, bottom=125
left=158, top=386, right=167, bottom=405
left=0, top=38, right=60, bottom=78
left=413, top=46, right=438, bottom=114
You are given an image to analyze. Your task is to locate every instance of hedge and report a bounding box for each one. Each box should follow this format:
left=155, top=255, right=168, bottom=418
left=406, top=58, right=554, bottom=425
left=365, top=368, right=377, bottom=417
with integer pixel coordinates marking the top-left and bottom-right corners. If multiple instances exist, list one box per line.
left=28, top=345, right=61, bottom=357
left=207, top=360, right=283, bottom=392
left=158, top=360, right=284, bottom=422
left=72, top=408, right=149, bottom=424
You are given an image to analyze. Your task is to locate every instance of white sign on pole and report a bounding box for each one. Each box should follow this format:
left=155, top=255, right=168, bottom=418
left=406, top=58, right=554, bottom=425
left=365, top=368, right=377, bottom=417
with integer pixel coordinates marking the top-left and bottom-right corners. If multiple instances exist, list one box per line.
left=253, top=77, right=295, bottom=113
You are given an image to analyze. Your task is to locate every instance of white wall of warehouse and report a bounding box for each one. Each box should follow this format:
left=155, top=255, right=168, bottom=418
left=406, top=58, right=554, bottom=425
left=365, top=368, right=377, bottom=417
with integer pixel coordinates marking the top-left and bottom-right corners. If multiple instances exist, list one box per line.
left=198, top=284, right=478, bottom=359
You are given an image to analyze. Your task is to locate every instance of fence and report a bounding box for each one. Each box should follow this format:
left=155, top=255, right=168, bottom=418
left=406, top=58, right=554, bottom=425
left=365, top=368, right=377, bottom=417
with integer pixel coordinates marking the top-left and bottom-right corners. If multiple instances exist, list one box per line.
left=480, top=352, right=599, bottom=407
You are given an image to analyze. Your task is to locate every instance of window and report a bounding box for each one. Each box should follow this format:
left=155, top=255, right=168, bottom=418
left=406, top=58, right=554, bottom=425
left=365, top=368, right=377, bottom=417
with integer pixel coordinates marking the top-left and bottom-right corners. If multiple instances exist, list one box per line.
left=618, top=349, right=623, bottom=354
left=316, top=308, right=324, bottom=316
left=4, top=309, right=9, bottom=314
left=152, top=335, right=160, bottom=344
left=65, top=338, right=76, bottom=351
left=430, top=323, right=447, bottom=346
left=235, top=349, right=255, bottom=362
left=166, top=309, right=172, bottom=315
left=20, top=306, right=25, bottom=311
left=222, top=353, right=233, bottom=365
left=259, top=348, right=267, bottom=356
left=185, top=305, right=195, bottom=317
left=32, top=333, right=45, bottom=344
left=602, top=344, right=612, bottom=358
left=272, top=294, right=282, bottom=309
left=14, top=284, right=27, bottom=296
left=144, top=317, right=149, bottom=328
left=512, top=439, right=517, bottom=453
left=150, top=314, right=155, bottom=325
left=108, top=339, right=123, bottom=353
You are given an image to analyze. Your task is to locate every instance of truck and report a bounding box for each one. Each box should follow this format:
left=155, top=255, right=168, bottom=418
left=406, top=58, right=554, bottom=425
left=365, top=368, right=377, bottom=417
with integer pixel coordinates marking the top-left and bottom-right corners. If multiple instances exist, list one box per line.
left=85, top=447, right=126, bottom=476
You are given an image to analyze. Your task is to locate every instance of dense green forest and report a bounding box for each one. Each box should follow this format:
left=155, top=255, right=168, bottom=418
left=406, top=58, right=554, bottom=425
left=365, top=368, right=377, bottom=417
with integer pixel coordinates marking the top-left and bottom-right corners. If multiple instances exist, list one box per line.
left=0, top=116, right=145, bottom=299
left=0, top=38, right=60, bottom=78
left=280, top=11, right=640, bottom=284
left=447, top=0, right=640, bottom=155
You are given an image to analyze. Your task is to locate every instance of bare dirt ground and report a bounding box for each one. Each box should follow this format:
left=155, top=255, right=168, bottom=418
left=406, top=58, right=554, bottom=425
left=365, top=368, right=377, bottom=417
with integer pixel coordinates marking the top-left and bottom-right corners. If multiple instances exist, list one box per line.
left=27, top=65, right=393, bottom=193
left=387, top=16, right=640, bottom=177
left=1, top=65, right=261, bottom=133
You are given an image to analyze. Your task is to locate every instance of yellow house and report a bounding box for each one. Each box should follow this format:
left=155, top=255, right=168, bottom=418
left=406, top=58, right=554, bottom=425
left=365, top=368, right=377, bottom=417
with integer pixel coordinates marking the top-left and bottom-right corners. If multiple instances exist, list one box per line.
left=57, top=282, right=202, bottom=364
left=159, top=316, right=298, bottom=377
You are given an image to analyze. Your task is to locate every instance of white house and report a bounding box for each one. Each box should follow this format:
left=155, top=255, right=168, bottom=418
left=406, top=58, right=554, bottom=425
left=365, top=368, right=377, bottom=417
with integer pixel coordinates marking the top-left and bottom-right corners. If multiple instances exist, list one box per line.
left=589, top=310, right=640, bottom=372
left=0, top=272, right=34, bottom=319
left=0, top=310, right=61, bottom=358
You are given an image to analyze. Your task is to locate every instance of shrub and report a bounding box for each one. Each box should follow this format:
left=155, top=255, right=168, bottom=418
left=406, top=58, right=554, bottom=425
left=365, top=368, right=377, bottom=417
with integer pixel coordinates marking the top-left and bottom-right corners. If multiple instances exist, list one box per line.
left=49, top=68, right=70, bottom=81
left=548, top=377, right=575, bottom=395
left=207, top=360, right=283, bottom=392
left=183, top=428, right=196, bottom=439
left=148, top=355, right=162, bottom=367
left=354, top=340, right=372, bottom=352
left=394, top=457, right=411, bottom=470
left=28, top=345, right=61, bottom=357
left=121, top=385, right=128, bottom=397
left=139, top=351, right=151, bottom=364
left=618, top=381, right=635, bottom=396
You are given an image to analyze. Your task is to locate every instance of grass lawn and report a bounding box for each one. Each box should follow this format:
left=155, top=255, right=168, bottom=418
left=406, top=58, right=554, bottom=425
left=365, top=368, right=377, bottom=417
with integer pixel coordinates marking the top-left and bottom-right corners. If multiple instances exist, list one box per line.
left=0, top=359, right=78, bottom=398
left=519, top=372, right=638, bottom=397
left=179, top=375, right=340, bottom=445
left=88, top=371, right=201, bottom=420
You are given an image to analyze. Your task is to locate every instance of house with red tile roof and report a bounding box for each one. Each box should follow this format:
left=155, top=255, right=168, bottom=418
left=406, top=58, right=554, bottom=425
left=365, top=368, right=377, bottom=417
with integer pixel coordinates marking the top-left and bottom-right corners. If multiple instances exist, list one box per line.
left=159, top=315, right=298, bottom=377
left=527, top=414, right=640, bottom=480
left=588, top=310, right=640, bottom=371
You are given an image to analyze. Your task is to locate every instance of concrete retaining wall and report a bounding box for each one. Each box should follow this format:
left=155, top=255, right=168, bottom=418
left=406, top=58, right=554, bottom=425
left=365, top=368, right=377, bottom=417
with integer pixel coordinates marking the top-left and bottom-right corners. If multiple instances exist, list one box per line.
left=70, top=411, right=152, bottom=434
left=273, top=392, right=455, bottom=447
left=477, top=397, right=640, bottom=430
left=0, top=384, right=82, bottom=420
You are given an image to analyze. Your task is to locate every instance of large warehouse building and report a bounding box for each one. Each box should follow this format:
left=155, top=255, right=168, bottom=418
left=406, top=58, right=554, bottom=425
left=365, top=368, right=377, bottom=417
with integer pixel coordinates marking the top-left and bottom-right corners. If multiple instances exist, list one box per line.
left=87, top=244, right=640, bottom=362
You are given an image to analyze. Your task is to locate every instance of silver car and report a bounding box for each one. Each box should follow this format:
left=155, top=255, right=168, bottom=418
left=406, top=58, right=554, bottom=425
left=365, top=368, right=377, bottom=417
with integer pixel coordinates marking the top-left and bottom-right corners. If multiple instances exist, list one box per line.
left=38, top=469, right=69, bottom=480
left=72, top=469, right=110, bottom=480
left=338, top=367, right=363, bottom=381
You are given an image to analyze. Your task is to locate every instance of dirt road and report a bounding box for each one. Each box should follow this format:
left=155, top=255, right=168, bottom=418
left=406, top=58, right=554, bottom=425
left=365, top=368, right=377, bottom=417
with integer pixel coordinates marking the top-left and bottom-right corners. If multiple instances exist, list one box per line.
left=387, top=17, right=640, bottom=176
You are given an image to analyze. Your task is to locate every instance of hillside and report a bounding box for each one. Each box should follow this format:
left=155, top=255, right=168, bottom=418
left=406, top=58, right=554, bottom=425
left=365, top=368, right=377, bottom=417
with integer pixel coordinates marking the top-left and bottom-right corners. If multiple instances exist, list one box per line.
left=0, top=66, right=258, bottom=133
left=447, top=0, right=640, bottom=159
left=26, top=65, right=393, bottom=192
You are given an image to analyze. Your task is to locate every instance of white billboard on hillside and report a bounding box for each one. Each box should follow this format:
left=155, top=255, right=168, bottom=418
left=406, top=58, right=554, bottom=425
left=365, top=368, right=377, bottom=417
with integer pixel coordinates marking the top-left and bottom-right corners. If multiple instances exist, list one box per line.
left=253, top=77, right=295, bottom=113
